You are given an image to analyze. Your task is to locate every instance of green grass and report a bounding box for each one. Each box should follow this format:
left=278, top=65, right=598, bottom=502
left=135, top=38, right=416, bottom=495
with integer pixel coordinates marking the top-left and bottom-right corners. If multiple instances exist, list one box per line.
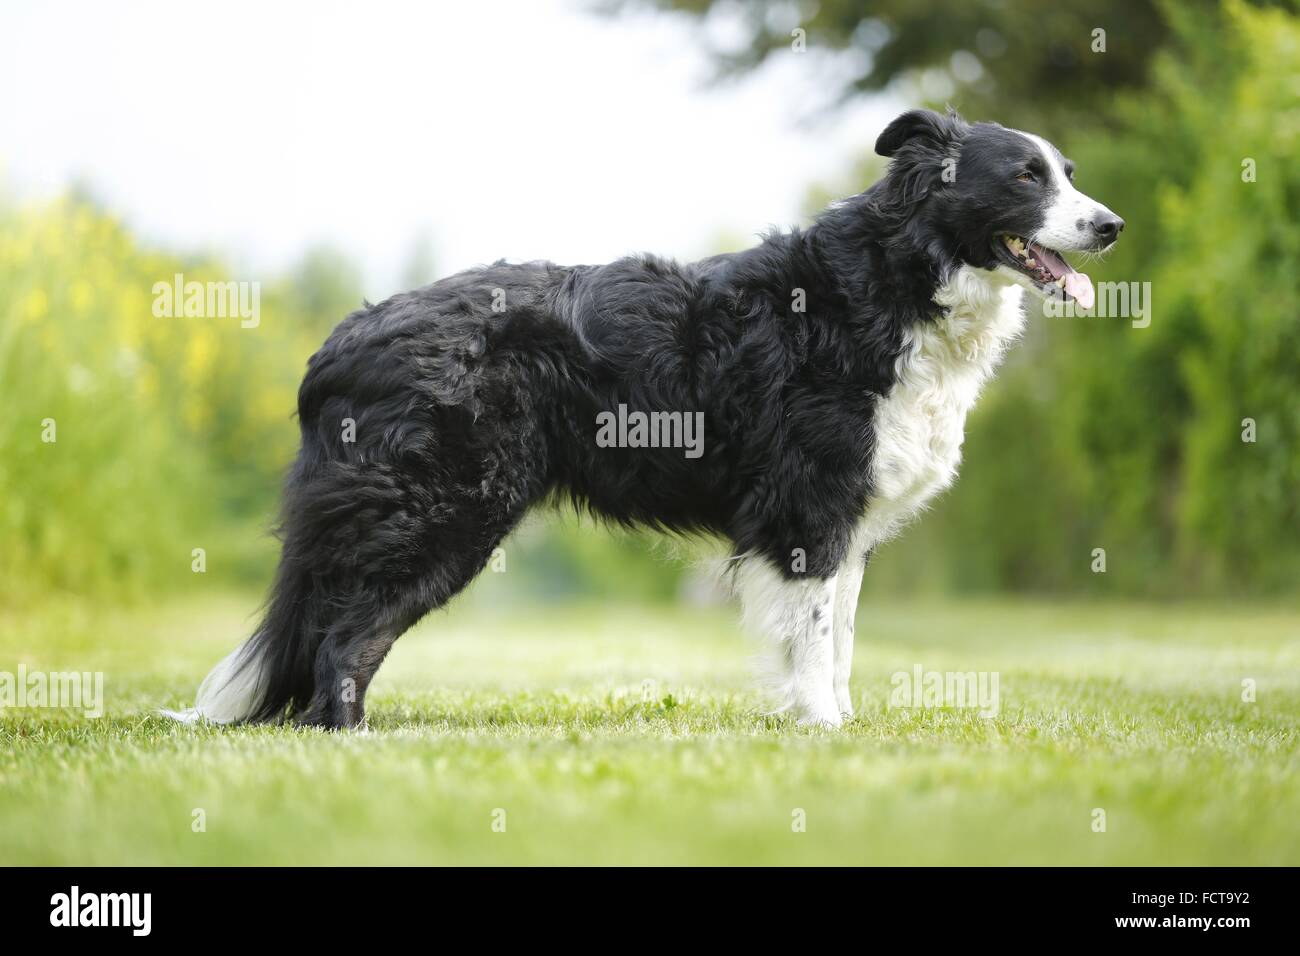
left=2, top=593, right=1298, bottom=865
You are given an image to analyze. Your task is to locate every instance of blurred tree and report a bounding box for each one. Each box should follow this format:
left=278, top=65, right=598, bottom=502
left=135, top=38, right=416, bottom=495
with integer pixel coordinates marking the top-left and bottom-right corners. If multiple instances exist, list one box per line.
left=628, top=0, right=1177, bottom=136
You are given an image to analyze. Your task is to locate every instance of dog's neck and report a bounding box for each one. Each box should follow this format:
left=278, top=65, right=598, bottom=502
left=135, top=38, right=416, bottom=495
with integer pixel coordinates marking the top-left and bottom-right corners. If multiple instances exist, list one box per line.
left=857, top=265, right=1027, bottom=551
left=927, top=264, right=1028, bottom=374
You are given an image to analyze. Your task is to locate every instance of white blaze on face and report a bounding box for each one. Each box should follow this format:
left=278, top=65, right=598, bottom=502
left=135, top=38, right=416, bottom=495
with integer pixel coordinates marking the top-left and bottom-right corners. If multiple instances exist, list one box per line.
left=1017, top=131, right=1120, bottom=252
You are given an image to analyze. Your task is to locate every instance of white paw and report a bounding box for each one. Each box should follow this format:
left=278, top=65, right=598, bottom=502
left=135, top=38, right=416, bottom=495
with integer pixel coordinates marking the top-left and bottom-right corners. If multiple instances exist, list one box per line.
left=835, top=686, right=854, bottom=719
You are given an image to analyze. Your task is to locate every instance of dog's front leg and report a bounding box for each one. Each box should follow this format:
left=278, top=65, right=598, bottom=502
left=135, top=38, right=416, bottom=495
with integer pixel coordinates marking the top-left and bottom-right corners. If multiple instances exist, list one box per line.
left=833, top=552, right=866, bottom=719
left=790, top=572, right=841, bottom=727
left=738, top=560, right=841, bottom=727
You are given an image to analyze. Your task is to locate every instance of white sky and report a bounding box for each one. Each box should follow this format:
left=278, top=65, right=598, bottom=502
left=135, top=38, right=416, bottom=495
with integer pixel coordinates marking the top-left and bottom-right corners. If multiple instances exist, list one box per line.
left=0, top=0, right=900, bottom=298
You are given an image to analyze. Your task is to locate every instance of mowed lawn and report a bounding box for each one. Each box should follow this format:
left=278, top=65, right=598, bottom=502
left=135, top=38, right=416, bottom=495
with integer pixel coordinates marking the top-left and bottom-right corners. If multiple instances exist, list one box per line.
left=2, top=592, right=1298, bottom=865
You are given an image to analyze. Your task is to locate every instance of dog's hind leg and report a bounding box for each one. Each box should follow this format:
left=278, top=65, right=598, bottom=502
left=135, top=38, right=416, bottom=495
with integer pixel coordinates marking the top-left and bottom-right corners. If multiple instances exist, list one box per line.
left=736, top=559, right=841, bottom=728
left=295, top=597, right=410, bottom=730
left=293, top=499, right=522, bottom=731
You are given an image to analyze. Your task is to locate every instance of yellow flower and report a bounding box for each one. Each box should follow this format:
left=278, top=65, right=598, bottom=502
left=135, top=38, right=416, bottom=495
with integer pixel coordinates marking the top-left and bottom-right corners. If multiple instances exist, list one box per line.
left=23, top=287, right=49, bottom=323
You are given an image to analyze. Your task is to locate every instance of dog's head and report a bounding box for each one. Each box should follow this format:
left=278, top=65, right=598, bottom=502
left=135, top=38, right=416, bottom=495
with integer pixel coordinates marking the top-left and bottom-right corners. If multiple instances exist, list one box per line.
left=875, top=109, right=1123, bottom=309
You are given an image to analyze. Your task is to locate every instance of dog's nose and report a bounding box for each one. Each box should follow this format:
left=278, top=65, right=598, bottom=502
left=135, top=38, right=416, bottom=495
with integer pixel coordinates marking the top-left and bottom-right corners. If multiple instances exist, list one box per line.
left=1091, top=214, right=1125, bottom=244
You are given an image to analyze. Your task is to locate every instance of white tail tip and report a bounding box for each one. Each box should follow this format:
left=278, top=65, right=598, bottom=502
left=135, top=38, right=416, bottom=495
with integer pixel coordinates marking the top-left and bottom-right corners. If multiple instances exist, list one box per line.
left=159, top=707, right=203, bottom=724
left=166, top=641, right=265, bottom=725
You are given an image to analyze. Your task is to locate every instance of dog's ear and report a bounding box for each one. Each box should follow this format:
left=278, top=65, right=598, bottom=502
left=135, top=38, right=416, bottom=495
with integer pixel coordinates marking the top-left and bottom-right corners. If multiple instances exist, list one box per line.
left=875, top=108, right=966, bottom=158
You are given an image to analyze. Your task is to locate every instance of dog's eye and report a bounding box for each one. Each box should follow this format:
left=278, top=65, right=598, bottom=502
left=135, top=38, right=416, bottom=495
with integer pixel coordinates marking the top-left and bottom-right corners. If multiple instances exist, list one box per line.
left=1016, top=171, right=1037, bottom=184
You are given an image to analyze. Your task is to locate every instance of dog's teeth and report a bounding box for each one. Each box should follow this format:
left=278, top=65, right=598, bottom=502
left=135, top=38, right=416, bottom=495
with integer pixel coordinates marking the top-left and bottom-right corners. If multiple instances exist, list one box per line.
left=1024, top=258, right=1036, bottom=267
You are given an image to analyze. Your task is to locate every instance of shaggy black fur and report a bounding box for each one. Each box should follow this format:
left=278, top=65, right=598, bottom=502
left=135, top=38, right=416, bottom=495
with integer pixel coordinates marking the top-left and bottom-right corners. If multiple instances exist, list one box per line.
left=227, top=109, right=1076, bottom=728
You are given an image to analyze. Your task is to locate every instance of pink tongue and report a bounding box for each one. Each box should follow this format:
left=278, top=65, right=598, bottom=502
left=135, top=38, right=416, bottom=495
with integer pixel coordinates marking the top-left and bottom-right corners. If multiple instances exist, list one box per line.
left=1064, top=272, right=1094, bottom=310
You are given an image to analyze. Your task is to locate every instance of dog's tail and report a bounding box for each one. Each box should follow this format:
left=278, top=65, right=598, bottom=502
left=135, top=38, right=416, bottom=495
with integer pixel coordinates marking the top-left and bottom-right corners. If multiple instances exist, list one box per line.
left=163, top=559, right=320, bottom=725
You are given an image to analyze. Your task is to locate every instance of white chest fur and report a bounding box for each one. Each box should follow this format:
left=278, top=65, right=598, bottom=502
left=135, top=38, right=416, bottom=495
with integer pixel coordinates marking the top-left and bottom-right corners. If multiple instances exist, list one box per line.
left=857, top=267, right=1026, bottom=550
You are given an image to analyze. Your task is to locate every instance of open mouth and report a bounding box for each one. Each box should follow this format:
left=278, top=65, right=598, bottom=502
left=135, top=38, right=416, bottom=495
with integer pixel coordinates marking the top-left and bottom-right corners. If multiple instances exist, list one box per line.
left=995, top=235, right=1095, bottom=309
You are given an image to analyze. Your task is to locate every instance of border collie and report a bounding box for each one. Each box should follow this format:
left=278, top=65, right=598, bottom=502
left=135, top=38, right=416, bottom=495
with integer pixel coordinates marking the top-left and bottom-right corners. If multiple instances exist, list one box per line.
left=170, top=109, right=1122, bottom=730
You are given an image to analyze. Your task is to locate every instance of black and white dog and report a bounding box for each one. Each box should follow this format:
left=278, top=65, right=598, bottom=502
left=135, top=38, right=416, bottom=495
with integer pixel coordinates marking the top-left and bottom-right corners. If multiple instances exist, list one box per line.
left=172, top=109, right=1122, bottom=730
